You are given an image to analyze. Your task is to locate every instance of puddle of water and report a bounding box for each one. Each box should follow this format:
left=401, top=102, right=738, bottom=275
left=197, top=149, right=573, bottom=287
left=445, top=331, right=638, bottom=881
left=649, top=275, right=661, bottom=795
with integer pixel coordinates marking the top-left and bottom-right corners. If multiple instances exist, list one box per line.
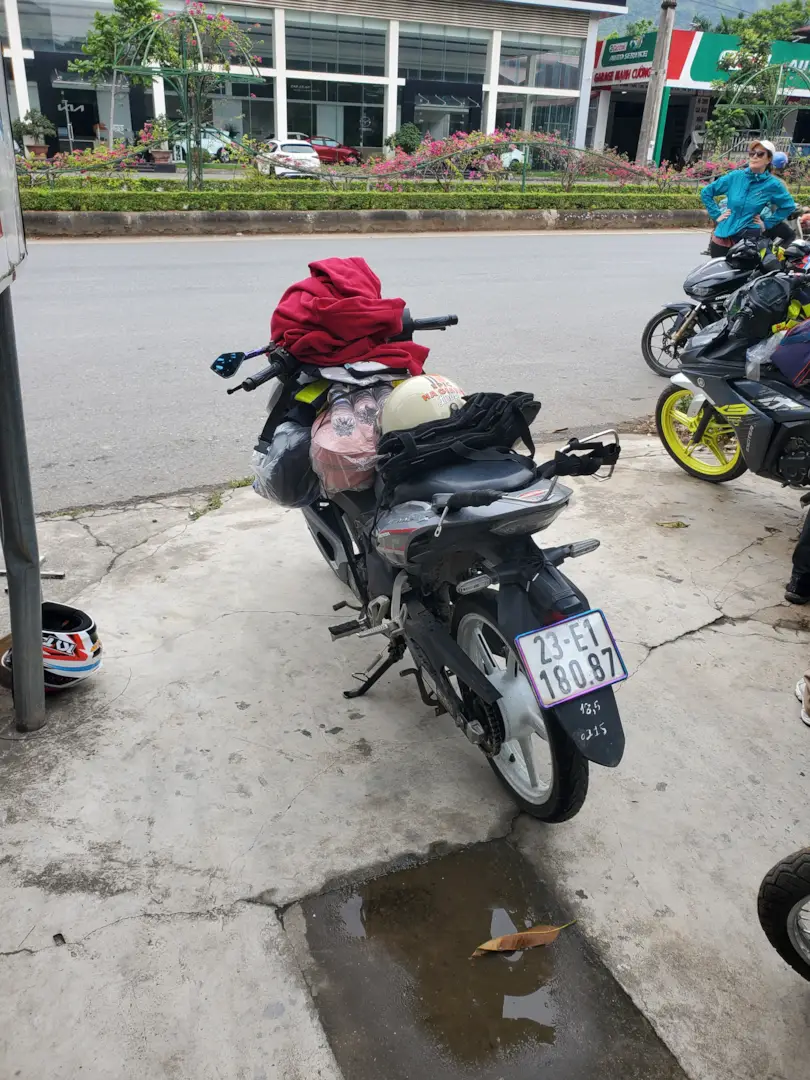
left=300, top=841, right=686, bottom=1080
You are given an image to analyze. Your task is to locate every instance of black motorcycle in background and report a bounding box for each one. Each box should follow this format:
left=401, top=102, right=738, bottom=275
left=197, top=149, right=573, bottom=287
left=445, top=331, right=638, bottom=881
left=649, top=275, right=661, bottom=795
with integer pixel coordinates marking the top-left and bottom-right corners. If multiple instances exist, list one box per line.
left=642, top=222, right=810, bottom=378
left=213, top=313, right=627, bottom=822
left=655, top=263, right=810, bottom=485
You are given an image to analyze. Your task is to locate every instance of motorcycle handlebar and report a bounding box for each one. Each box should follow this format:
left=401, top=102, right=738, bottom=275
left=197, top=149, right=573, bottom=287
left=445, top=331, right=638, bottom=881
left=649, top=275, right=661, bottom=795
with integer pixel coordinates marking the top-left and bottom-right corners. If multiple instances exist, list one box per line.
left=226, top=359, right=284, bottom=394
left=410, top=314, right=459, bottom=332
left=390, top=309, right=459, bottom=341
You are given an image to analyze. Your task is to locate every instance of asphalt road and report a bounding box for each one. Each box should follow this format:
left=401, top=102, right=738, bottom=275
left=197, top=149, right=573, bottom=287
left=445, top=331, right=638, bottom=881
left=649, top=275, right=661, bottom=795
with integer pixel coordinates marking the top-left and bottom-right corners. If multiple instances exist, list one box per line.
left=13, top=231, right=703, bottom=512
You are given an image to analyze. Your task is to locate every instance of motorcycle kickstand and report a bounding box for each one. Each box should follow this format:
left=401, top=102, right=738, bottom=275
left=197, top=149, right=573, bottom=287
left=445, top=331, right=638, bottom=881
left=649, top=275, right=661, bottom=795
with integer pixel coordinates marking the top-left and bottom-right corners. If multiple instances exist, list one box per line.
left=343, top=641, right=406, bottom=699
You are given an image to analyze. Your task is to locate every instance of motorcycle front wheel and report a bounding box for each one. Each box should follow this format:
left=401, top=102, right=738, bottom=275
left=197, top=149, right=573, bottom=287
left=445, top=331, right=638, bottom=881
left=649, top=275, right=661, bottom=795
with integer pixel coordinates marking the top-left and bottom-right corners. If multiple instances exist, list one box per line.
left=758, top=849, right=810, bottom=982
left=642, top=307, right=706, bottom=377
left=451, top=592, right=588, bottom=822
left=655, top=386, right=748, bottom=483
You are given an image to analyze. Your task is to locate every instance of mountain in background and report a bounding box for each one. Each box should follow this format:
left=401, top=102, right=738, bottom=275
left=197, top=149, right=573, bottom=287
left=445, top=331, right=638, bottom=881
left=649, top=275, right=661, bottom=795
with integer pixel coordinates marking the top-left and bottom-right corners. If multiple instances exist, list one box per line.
left=598, top=0, right=784, bottom=37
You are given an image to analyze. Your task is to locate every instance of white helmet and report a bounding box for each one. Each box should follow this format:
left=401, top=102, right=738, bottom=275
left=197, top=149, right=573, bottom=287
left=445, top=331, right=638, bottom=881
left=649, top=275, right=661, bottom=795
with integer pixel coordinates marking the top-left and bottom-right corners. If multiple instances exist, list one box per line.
left=380, top=374, right=464, bottom=435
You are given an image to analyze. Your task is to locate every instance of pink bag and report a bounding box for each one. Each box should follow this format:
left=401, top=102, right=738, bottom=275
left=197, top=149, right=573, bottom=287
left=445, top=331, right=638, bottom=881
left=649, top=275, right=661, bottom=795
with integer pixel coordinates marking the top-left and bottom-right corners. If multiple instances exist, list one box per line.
left=310, top=384, right=392, bottom=496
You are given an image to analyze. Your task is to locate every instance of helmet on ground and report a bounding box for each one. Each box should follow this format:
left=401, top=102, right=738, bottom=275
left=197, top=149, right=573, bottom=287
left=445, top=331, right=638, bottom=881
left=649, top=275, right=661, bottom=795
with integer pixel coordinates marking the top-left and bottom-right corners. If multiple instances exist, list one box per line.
left=0, top=602, right=102, bottom=693
left=773, top=151, right=789, bottom=170
left=379, top=374, right=465, bottom=435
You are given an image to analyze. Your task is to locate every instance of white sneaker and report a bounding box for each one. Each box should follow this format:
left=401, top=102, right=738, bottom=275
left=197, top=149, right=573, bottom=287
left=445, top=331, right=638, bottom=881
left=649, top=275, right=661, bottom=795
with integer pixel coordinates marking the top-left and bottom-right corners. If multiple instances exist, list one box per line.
left=796, top=680, right=810, bottom=727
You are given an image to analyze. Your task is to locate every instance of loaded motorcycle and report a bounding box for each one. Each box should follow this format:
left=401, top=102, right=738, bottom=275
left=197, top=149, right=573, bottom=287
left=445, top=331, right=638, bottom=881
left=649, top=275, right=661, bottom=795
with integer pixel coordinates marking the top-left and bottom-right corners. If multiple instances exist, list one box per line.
left=655, top=264, right=810, bottom=485
left=213, top=312, right=627, bottom=822
left=758, top=848, right=810, bottom=982
left=641, top=225, right=810, bottom=378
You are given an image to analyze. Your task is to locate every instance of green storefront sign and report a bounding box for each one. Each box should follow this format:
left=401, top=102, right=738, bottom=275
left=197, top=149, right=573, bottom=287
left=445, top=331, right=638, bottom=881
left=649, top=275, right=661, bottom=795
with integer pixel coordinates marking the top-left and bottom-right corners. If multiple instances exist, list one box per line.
left=688, top=32, right=810, bottom=87
left=600, top=31, right=656, bottom=68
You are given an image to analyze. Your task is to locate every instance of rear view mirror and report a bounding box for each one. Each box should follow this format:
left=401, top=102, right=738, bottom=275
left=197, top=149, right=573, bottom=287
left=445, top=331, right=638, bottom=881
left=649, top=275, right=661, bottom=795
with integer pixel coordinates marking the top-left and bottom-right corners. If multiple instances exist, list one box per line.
left=211, top=352, right=246, bottom=378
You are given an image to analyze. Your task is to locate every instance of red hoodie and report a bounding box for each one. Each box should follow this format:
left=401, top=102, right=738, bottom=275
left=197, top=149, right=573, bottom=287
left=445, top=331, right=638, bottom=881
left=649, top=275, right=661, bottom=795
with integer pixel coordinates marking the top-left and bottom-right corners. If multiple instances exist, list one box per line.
left=270, top=257, right=428, bottom=376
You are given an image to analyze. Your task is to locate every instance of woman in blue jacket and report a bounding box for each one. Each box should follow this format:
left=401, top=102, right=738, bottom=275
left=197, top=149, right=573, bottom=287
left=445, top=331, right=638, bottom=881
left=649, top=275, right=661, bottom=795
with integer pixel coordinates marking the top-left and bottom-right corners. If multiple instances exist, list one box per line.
left=701, top=140, right=796, bottom=257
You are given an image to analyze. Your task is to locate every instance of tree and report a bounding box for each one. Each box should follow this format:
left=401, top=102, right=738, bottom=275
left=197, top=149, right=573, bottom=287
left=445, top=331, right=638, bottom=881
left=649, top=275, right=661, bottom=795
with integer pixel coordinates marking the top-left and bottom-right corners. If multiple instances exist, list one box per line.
left=705, top=25, right=810, bottom=149
left=691, top=15, right=712, bottom=32
left=69, top=0, right=163, bottom=149
left=715, top=0, right=810, bottom=41
left=625, top=17, right=655, bottom=37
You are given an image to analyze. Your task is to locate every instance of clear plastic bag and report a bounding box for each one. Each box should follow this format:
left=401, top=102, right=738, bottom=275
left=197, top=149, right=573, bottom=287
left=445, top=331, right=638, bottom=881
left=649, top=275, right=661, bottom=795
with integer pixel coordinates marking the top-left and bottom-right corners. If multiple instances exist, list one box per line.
left=746, top=332, right=785, bottom=380
left=310, top=384, right=391, bottom=497
left=252, top=421, right=320, bottom=508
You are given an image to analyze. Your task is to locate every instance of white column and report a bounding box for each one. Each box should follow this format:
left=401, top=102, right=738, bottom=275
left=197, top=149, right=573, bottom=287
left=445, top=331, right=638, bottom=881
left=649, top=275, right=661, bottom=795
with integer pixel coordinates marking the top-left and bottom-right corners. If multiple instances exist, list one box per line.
left=521, top=54, right=538, bottom=130
left=151, top=75, right=168, bottom=147
left=484, top=29, right=501, bottom=133
left=593, top=89, right=610, bottom=150
left=152, top=75, right=166, bottom=118
left=273, top=6, right=287, bottom=141
left=383, top=18, right=399, bottom=146
left=574, top=16, right=599, bottom=149
left=5, top=0, right=31, bottom=121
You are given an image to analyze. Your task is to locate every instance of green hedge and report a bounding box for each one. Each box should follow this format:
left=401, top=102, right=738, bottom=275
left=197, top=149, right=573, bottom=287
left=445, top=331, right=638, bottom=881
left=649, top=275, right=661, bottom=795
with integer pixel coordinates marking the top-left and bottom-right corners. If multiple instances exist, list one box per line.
left=20, top=171, right=710, bottom=194
left=21, top=189, right=704, bottom=212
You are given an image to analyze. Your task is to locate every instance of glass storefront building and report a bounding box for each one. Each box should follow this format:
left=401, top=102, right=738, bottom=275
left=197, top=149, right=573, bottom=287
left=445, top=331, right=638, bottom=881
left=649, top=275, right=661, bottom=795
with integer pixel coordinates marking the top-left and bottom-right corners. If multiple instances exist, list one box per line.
left=1, top=0, right=627, bottom=155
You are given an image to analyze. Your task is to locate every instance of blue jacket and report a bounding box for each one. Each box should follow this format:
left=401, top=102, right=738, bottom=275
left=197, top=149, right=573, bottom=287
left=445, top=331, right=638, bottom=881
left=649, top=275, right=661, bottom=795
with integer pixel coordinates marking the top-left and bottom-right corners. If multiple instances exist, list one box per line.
left=700, top=167, right=795, bottom=238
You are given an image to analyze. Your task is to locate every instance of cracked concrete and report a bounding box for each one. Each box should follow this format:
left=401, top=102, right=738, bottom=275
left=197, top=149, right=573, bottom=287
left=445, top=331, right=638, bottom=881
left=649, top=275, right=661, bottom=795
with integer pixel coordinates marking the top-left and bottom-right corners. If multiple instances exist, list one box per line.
left=0, top=437, right=809, bottom=1079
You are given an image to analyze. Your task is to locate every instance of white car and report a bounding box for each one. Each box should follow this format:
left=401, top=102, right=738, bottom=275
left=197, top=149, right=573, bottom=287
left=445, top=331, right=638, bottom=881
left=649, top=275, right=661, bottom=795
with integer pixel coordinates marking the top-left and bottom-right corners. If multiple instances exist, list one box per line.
left=172, top=126, right=237, bottom=163
left=257, top=139, right=321, bottom=178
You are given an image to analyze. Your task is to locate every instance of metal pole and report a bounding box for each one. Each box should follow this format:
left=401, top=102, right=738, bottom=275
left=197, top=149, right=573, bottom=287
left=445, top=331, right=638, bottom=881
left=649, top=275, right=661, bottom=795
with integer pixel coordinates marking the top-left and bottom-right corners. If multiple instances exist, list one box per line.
left=0, top=288, right=45, bottom=732
left=636, top=0, right=677, bottom=165
left=521, top=141, right=528, bottom=193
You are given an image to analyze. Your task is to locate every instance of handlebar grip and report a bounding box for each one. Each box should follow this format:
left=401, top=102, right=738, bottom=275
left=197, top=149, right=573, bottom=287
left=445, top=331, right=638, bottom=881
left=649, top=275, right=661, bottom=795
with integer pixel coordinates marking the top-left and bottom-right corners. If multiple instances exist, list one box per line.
left=226, top=360, right=283, bottom=394
left=432, top=489, right=502, bottom=513
left=411, top=315, right=459, bottom=332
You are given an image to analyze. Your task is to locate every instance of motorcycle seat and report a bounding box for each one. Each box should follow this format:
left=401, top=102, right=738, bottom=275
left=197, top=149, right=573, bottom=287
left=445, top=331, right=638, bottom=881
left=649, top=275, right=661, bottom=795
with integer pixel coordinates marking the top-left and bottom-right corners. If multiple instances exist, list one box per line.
left=380, top=457, right=535, bottom=505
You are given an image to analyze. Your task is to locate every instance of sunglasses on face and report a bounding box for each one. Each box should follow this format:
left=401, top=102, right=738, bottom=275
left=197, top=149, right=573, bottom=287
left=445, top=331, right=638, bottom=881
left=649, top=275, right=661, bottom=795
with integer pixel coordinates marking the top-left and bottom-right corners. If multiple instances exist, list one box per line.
left=750, top=150, right=768, bottom=158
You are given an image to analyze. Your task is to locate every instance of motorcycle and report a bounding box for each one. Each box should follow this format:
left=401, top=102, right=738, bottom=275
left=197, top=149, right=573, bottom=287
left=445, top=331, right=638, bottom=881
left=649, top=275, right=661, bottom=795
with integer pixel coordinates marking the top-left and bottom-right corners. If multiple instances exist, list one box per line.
left=758, top=849, right=810, bottom=982
left=655, top=266, right=810, bottom=485
left=213, top=312, right=627, bottom=822
left=641, top=219, right=810, bottom=379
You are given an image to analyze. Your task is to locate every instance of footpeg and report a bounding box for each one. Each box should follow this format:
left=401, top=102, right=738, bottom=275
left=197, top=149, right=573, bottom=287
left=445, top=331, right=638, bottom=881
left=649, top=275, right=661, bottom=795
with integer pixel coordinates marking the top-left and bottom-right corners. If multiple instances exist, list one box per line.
left=328, top=616, right=368, bottom=640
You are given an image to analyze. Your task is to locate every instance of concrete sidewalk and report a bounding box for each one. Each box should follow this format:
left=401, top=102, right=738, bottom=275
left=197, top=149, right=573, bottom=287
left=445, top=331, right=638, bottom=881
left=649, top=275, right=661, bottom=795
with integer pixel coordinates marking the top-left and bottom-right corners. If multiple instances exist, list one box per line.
left=1, top=437, right=808, bottom=1079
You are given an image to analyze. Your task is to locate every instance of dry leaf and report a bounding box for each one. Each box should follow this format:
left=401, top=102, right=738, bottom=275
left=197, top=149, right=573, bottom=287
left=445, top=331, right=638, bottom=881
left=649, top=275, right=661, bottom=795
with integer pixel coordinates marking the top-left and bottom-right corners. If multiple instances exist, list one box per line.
left=470, top=921, right=575, bottom=958
left=656, top=520, right=689, bottom=529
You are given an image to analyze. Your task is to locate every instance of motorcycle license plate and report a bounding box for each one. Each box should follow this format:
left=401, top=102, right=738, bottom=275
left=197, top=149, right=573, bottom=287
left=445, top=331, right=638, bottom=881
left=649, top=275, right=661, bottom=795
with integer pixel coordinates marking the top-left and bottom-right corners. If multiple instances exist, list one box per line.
left=514, top=610, right=627, bottom=708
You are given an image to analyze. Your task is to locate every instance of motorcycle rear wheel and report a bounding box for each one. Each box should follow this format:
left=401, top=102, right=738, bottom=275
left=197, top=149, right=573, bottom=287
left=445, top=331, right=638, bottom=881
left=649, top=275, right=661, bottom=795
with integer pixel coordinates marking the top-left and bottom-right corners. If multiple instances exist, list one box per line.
left=451, top=592, right=588, bottom=822
left=656, top=386, right=748, bottom=483
left=758, top=849, right=810, bottom=982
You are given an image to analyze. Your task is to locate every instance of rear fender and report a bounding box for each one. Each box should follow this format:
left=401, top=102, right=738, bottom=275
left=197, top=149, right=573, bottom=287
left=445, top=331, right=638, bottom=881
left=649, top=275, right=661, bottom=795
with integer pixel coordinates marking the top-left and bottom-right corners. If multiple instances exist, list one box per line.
left=554, top=689, right=625, bottom=767
left=497, top=573, right=625, bottom=768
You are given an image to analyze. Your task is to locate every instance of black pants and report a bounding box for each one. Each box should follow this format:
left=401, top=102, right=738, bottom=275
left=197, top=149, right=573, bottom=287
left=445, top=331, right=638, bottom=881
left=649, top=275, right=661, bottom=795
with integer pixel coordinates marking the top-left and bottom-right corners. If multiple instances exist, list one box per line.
left=793, top=509, right=810, bottom=578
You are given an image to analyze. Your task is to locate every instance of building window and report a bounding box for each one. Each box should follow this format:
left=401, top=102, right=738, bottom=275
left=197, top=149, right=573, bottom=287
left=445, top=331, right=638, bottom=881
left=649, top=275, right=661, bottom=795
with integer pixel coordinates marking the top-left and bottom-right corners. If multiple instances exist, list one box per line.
left=164, top=77, right=273, bottom=140
left=500, top=32, right=583, bottom=92
left=287, top=79, right=384, bottom=151
left=286, top=12, right=385, bottom=76
left=398, top=23, right=488, bottom=83
left=495, top=93, right=578, bottom=142
left=17, top=0, right=112, bottom=52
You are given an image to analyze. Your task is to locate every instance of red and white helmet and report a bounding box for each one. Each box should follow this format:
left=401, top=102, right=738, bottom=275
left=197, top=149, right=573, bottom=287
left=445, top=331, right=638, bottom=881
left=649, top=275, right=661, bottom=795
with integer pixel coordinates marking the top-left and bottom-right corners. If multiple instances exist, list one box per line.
left=0, top=602, right=102, bottom=693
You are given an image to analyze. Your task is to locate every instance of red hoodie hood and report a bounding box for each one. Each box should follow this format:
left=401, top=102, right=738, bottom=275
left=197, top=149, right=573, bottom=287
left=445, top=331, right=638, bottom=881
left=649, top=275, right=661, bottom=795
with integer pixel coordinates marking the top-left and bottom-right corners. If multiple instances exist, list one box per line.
left=270, top=257, right=428, bottom=376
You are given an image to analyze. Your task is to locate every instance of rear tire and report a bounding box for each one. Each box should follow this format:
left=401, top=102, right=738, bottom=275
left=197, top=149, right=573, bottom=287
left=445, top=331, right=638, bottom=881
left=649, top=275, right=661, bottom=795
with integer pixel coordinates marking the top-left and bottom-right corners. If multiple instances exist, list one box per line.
left=758, top=849, right=810, bottom=981
left=451, top=592, right=588, bottom=822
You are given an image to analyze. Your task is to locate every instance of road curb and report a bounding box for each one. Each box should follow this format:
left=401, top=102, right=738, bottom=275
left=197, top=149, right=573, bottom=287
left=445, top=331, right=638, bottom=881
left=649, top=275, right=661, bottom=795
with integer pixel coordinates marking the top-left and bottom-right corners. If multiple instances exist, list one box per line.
left=24, top=208, right=708, bottom=238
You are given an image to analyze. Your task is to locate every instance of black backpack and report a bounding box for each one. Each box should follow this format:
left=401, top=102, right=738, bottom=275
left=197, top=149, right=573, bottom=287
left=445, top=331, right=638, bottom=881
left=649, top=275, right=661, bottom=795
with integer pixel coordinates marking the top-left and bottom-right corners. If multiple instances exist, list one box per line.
left=376, top=391, right=540, bottom=501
